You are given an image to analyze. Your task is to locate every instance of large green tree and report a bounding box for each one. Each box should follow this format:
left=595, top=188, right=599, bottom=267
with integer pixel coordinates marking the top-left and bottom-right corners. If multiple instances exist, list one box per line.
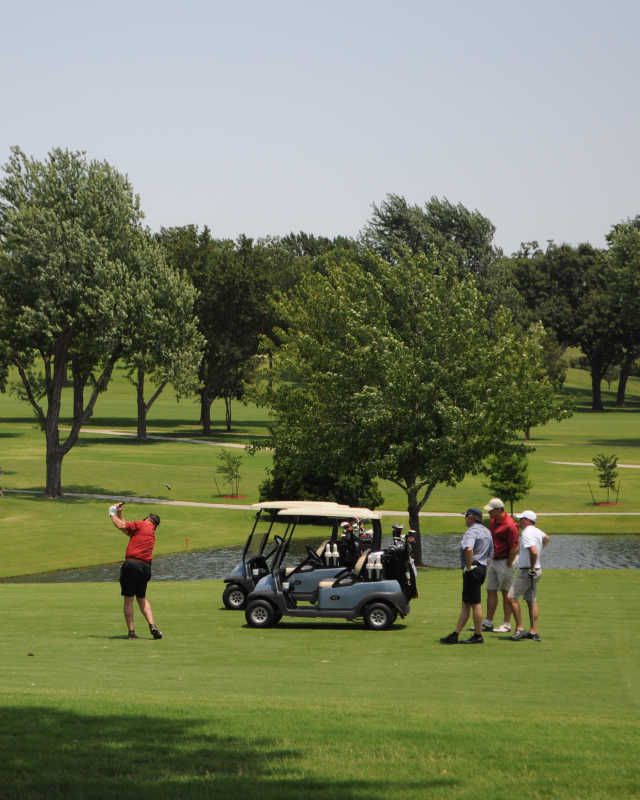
left=511, top=241, right=621, bottom=410
left=159, top=227, right=302, bottom=435
left=251, top=250, right=568, bottom=565
left=605, top=217, right=640, bottom=407
left=0, top=147, right=157, bottom=496
left=122, top=236, right=204, bottom=440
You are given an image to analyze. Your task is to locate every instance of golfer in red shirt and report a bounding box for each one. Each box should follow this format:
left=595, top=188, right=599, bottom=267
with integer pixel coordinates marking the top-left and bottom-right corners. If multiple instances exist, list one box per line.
left=481, top=498, right=519, bottom=633
left=110, top=503, right=163, bottom=640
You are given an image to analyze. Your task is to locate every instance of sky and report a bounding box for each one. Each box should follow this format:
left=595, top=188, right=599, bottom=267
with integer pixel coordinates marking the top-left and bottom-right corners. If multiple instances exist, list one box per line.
left=1, top=0, right=638, bottom=254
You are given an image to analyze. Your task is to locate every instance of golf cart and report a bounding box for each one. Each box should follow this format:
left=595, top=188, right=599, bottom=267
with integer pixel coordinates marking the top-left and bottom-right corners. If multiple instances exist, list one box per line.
left=222, top=501, right=345, bottom=610
left=244, top=506, right=418, bottom=631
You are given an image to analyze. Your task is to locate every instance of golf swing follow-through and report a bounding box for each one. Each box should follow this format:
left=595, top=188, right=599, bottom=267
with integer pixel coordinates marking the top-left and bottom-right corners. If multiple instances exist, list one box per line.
left=109, top=485, right=170, bottom=640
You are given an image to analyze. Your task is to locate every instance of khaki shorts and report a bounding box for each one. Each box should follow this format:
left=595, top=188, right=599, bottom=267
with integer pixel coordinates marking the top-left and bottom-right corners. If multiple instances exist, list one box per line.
left=508, top=568, right=542, bottom=602
left=486, top=559, right=516, bottom=592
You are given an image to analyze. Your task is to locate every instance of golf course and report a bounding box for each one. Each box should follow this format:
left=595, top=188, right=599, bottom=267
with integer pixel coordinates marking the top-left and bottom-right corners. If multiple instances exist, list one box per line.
left=0, top=364, right=639, bottom=799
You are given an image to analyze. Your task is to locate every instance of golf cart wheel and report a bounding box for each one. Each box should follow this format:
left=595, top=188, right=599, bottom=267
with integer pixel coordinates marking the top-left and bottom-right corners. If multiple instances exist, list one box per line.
left=223, top=584, right=248, bottom=610
left=245, top=600, right=277, bottom=629
left=363, top=603, right=395, bottom=631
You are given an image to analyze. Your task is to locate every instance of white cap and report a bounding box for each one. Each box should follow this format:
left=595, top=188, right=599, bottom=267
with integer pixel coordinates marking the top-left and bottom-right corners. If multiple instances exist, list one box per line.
left=483, top=498, right=505, bottom=511
left=516, top=510, right=537, bottom=523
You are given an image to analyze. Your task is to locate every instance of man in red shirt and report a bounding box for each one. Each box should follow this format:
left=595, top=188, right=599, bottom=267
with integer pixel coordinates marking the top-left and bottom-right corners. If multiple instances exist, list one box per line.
left=481, top=498, right=519, bottom=633
left=110, top=502, right=163, bottom=640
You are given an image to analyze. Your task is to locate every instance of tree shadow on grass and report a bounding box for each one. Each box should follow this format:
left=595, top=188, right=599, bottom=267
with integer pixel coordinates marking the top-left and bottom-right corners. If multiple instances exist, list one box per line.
left=0, top=706, right=453, bottom=799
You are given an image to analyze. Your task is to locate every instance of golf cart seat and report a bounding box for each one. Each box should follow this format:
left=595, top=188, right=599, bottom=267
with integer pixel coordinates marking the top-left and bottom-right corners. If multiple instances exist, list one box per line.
left=316, top=540, right=330, bottom=557
left=317, top=553, right=368, bottom=589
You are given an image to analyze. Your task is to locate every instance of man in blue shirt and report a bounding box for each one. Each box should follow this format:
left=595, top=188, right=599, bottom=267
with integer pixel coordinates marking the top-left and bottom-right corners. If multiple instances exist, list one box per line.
left=440, top=507, right=494, bottom=645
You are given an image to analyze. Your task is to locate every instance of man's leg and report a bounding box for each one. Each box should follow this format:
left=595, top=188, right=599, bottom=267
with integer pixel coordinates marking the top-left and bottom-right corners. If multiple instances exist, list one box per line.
left=123, top=596, right=135, bottom=631
left=136, top=597, right=155, bottom=626
left=486, top=589, right=498, bottom=623
left=508, top=595, right=524, bottom=630
left=501, top=590, right=513, bottom=624
left=471, top=602, right=483, bottom=635
left=454, top=602, right=471, bottom=634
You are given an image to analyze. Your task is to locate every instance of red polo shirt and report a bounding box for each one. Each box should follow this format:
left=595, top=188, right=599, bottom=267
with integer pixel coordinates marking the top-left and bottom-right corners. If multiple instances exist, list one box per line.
left=489, top=514, right=519, bottom=559
left=124, top=519, right=157, bottom=562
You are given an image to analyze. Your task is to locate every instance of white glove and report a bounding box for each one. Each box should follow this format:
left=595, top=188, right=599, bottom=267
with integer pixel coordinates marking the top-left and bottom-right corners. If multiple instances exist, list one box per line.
left=109, top=505, right=117, bottom=516
left=463, top=565, right=476, bottom=573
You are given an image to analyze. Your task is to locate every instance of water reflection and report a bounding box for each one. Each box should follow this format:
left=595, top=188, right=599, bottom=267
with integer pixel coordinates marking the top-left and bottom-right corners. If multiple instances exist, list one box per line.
left=2, top=534, right=640, bottom=583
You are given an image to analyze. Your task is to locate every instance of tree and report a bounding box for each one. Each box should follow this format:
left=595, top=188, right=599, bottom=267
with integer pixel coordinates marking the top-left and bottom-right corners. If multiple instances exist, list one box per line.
left=511, top=241, right=621, bottom=410
left=482, top=451, right=533, bottom=516
left=605, top=217, right=640, bottom=407
left=603, top=364, right=621, bottom=391
left=0, top=147, right=155, bottom=497
left=214, top=357, right=259, bottom=432
left=215, top=450, right=243, bottom=497
left=592, top=454, right=619, bottom=503
left=122, top=236, right=204, bottom=440
left=251, top=249, right=570, bottom=565
left=159, top=227, right=302, bottom=435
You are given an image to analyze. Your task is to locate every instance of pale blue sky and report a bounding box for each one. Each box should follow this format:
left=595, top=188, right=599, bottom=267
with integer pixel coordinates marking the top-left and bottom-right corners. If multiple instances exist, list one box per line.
left=1, top=1, right=638, bottom=253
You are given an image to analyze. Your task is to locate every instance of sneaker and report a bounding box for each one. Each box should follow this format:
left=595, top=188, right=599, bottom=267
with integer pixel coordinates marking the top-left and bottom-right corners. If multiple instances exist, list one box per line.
left=509, top=629, right=527, bottom=641
left=460, top=634, right=484, bottom=644
left=440, top=632, right=459, bottom=644
left=127, top=630, right=138, bottom=640
left=481, top=621, right=494, bottom=632
left=526, top=632, right=541, bottom=642
left=149, top=625, right=163, bottom=640
left=493, top=623, right=512, bottom=633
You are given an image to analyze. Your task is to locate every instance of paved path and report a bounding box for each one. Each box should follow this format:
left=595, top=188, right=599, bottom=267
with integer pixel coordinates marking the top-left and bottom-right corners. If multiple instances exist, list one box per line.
left=59, top=427, right=246, bottom=449
left=5, top=490, right=640, bottom=516
left=548, top=461, right=640, bottom=468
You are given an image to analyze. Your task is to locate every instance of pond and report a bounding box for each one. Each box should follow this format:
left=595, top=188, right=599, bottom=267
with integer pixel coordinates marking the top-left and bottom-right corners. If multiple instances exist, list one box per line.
left=2, top=534, right=640, bottom=583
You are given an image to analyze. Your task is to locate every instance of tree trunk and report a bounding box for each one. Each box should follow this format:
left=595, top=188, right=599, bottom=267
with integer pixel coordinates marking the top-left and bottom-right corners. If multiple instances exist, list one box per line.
left=137, top=368, right=148, bottom=441
left=45, top=445, right=64, bottom=498
left=616, top=350, right=634, bottom=407
left=268, top=351, right=273, bottom=389
left=202, top=395, right=214, bottom=436
left=524, top=427, right=531, bottom=441
left=407, top=488, right=424, bottom=567
left=591, top=369, right=604, bottom=411
left=224, top=396, right=232, bottom=432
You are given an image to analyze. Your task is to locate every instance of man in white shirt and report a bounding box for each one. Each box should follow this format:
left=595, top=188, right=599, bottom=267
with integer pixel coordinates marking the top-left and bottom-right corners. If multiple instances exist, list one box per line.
left=507, top=510, right=550, bottom=642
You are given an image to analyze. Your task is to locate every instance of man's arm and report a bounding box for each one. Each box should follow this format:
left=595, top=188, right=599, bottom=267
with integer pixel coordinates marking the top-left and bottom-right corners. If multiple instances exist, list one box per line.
left=464, top=547, right=474, bottom=569
left=507, top=545, right=518, bottom=568
left=542, top=534, right=550, bottom=548
left=528, top=545, right=538, bottom=569
left=110, top=503, right=130, bottom=534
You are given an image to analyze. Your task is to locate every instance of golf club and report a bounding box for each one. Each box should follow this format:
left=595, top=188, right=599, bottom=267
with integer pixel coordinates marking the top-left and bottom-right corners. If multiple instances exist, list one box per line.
left=121, top=483, right=172, bottom=505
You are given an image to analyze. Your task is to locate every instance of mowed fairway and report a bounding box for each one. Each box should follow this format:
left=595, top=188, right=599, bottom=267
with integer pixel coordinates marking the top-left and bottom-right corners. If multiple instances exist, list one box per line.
left=0, top=571, right=639, bottom=799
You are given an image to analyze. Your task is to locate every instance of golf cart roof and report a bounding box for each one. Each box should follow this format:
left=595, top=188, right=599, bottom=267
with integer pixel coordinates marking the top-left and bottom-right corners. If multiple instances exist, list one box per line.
left=277, top=506, right=382, bottom=520
left=250, top=501, right=346, bottom=511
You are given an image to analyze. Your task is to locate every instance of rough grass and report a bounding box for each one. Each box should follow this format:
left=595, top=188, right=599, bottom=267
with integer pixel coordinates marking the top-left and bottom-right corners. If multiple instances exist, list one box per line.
left=0, top=570, right=638, bottom=799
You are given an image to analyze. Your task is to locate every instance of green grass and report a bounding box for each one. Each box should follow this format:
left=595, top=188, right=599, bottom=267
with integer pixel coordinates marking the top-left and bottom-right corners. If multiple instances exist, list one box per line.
left=1, top=365, right=640, bottom=577
left=0, top=571, right=638, bottom=799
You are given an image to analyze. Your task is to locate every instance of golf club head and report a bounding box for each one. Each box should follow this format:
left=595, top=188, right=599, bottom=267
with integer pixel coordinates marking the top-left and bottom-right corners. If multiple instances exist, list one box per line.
left=164, top=484, right=172, bottom=490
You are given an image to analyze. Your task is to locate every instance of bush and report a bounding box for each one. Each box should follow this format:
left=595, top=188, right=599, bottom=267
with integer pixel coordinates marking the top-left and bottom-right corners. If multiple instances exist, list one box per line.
left=259, top=451, right=384, bottom=509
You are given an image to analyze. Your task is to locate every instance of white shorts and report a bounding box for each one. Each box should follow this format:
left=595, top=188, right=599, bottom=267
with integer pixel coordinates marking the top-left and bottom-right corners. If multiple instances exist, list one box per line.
left=508, top=568, right=542, bottom=602
left=486, top=559, right=516, bottom=592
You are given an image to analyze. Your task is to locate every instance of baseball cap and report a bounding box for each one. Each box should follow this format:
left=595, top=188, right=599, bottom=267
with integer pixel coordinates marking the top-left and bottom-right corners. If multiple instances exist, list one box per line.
left=515, top=510, right=537, bottom=523
left=461, top=507, right=483, bottom=520
left=148, top=513, right=161, bottom=527
left=483, top=498, right=505, bottom=512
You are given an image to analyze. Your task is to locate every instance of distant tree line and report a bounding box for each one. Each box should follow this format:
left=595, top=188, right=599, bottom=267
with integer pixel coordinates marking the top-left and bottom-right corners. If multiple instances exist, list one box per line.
left=0, top=148, right=637, bottom=515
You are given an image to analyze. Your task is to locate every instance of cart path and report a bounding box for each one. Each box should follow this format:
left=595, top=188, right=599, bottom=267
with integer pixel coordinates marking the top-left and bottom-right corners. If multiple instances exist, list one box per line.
left=59, top=427, right=247, bottom=449
left=548, top=461, right=640, bottom=468
left=5, top=489, right=640, bottom=515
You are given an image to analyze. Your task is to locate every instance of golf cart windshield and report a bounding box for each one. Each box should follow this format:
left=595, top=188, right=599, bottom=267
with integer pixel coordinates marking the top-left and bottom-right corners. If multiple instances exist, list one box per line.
left=243, top=532, right=269, bottom=560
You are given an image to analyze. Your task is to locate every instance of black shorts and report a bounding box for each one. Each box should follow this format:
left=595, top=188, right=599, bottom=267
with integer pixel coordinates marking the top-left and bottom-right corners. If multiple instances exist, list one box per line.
left=461, top=565, right=487, bottom=605
left=119, top=560, right=152, bottom=598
